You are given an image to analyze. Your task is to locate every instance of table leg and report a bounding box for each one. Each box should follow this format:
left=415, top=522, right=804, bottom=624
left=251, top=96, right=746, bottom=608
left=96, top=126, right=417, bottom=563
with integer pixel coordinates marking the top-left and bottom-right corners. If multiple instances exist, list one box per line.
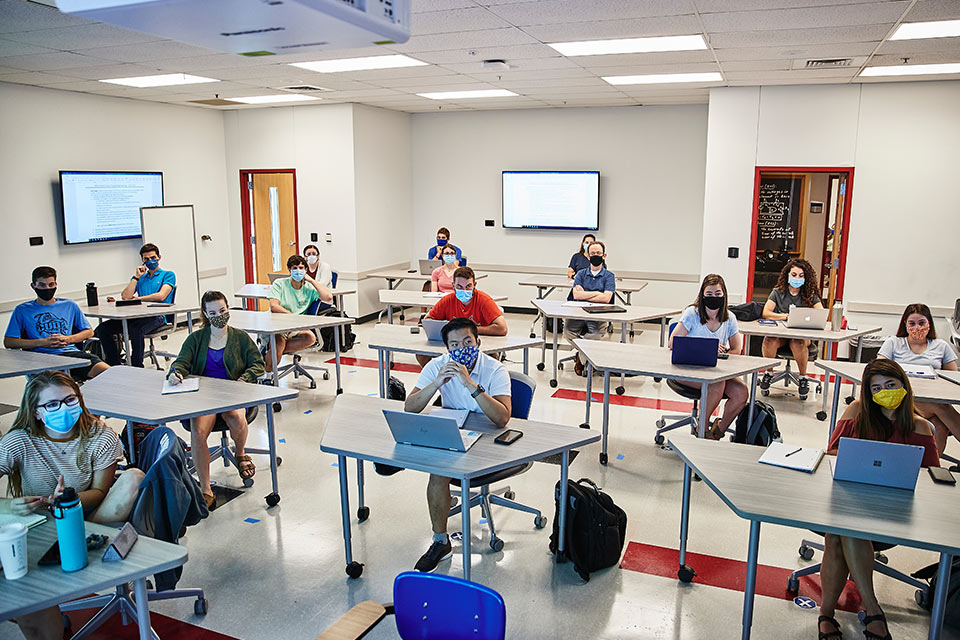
left=337, top=455, right=361, bottom=578
left=540, top=313, right=547, bottom=369
left=820, top=340, right=833, bottom=418
left=600, top=372, right=610, bottom=465
left=529, top=286, right=545, bottom=338
left=387, top=278, right=396, bottom=290
left=461, top=475, right=472, bottom=581
left=581, top=361, right=592, bottom=429
left=698, top=382, right=709, bottom=438
left=265, top=402, right=280, bottom=503
left=929, top=553, right=952, bottom=639
left=551, top=323, right=559, bottom=387
left=557, top=450, right=570, bottom=559
left=125, top=420, right=137, bottom=465
left=269, top=334, right=280, bottom=388
left=333, top=325, right=343, bottom=394
left=660, top=316, right=667, bottom=347
left=121, top=318, right=132, bottom=366
left=829, top=374, right=842, bottom=440
left=132, top=577, right=154, bottom=640
left=617, top=322, right=626, bottom=393
left=523, top=347, right=529, bottom=375
left=387, top=303, right=394, bottom=324
left=186, top=311, right=194, bottom=334
left=741, top=371, right=758, bottom=440
left=356, top=458, right=366, bottom=522
left=377, top=349, right=386, bottom=398
left=741, top=520, right=761, bottom=640
left=678, top=463, right=692, bottom=573
left=851, top=338, right=864, bottom=400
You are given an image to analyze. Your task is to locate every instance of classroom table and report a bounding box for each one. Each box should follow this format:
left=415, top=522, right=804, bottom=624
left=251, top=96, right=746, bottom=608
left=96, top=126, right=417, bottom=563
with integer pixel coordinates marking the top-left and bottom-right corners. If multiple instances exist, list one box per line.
left=319, top=393, right=599, bottom=581
left=81, top=366, right=296, bottom=506
left=78, top=301, right=200, bottom=366
left=574, top=339, right=779, bottom=464
left=378, top=289, right=508, bottom=325
left=0, top=349, right=90, bottom=378
left=0, top=519, right=187, bottom=640
left=227, top=309, right=353, bottom=395
left=669, top=435, right=960, bottom=640
left=737, top=321, right=882, bottom=421
left=532, top=299, right=679, bottom=392
left=234, top=283, right=356, bottom=312
left=368, top=269, right=487, bottom=290
left=519, top=275, right=649, bottom=337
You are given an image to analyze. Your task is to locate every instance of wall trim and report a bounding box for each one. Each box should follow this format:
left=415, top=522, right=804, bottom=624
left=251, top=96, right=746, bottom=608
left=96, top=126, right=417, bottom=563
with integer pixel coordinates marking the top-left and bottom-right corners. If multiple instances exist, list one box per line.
left=847, top=301, right=952, bottom=317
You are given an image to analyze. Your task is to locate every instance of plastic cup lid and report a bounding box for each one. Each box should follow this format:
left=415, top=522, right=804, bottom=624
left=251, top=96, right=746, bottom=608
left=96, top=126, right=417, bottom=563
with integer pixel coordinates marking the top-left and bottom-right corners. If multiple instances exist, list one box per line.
left=0, top=523, right=27, bottom=539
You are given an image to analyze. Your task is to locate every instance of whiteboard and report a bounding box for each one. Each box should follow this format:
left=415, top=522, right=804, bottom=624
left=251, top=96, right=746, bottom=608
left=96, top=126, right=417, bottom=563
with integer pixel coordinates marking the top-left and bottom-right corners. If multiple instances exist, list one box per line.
left=140, top=205, right=200, bottom=307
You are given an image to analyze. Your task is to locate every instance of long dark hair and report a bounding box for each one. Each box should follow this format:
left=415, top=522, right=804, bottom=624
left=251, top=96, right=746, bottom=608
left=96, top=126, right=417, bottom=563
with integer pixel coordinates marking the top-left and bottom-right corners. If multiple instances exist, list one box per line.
left=201, top=290, right=229, bottom=329
left=693, top=274, right=729, bottom=324
left=577, top=233, right=596, bottom=256
left=855, top=359, right=918, bottom=442
left=896, top=303, right=937, bottom=340
left=775, top=258, right=819, bottom=307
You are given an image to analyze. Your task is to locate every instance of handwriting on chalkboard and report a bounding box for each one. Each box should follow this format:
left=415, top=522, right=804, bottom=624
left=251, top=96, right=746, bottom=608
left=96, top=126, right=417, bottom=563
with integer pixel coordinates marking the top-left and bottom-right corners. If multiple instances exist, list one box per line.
left=756, top=177, right=802, bottom=252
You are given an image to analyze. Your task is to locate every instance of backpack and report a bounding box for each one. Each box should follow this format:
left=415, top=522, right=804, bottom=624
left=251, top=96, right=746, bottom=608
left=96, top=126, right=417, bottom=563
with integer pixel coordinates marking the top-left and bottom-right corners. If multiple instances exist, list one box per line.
left=733, top=400, right=781, bottom=446
left=544, top=317, right=563, bottom=334
left=548, top=478, right=627, bottom=582
left=729, top=301, right=765, bottom=323
left=912, top=558, right=960, bottom=628
left=317, top=308, right=357, bottom=352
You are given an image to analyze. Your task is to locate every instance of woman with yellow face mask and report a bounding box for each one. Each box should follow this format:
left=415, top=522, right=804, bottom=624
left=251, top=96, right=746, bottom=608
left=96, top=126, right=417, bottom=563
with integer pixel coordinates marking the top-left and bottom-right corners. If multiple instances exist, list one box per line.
left=816, top=359, right=939, bottom=640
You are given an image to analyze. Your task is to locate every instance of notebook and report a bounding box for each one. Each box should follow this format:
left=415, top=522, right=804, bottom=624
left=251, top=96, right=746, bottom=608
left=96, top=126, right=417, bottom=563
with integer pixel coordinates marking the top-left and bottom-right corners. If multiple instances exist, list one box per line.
left=162, top=377, right=200, bottom=395
left=758, top=442, right=824, bottom=473
left=0, top=512, right=47, bottom=529
left=938, top=370, right=960, bottom=387
left=902, top=364, right=936, bottom=379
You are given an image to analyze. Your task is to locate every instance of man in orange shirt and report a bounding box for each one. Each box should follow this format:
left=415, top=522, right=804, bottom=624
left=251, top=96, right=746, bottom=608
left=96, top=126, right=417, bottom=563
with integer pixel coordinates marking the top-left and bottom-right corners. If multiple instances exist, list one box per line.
left=417, top=267, right=507, bottom=367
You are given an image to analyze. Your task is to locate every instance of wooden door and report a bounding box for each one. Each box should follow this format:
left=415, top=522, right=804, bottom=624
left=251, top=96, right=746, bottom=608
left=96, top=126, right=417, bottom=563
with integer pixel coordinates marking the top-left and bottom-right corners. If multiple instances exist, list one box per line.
left=241, top=171, right=298, bottom=310
left=824, top=174, right=847, bottom=312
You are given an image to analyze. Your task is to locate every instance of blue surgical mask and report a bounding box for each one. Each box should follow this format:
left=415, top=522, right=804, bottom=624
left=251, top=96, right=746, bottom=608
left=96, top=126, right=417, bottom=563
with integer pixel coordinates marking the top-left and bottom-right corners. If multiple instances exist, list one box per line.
left=144, top=258, right=159, bottom=271
left=436, top=238, right=448, bottom=247
left=583, top=243, right=591, bottom=252
left=290, top=269, right=306, bottom=282
left=449, top=345, right=479, bottom=367
left=443, top=254, right=456, bottom=265
left=455, top=289, right=473, bottom=304
left=788, top=276, right=805, bottom=289
left=41, top=404, right=83, bottom=434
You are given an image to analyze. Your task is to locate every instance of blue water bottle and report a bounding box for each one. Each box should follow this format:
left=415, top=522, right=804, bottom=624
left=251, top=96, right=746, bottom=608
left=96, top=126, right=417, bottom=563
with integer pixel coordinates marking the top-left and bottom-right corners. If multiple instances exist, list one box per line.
left=52, top=488, right=88, bottom=572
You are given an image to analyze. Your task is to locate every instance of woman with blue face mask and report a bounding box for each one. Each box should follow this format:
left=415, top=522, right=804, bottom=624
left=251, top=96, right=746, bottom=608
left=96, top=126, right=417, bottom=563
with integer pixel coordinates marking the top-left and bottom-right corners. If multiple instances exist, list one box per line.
left=430, top=244, right=460, bottom=293
left=0, top=371, right=143, bottom=639
left=567, top=233, right=603, bottom=279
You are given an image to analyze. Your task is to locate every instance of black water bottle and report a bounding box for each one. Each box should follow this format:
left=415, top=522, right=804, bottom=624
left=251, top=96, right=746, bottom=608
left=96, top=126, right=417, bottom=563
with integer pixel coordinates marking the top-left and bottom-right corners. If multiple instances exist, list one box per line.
left=85, top=282, right=98, bottom=307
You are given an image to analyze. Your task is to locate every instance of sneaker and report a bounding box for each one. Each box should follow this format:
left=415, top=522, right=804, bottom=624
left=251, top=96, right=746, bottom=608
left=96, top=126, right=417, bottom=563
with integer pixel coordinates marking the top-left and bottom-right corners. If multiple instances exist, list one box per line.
left=414, top=539, right=452, bottom=572
left=574, top=357, right=584, bottom=377
left=759, top=373, right=772, bottom=390
left=798, top=377, right=810, bottom=398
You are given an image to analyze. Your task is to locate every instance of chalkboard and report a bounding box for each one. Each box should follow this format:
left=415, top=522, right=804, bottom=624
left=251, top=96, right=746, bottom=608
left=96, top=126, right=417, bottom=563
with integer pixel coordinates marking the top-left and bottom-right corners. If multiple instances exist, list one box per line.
left=756, top=177, right=802, bottom=253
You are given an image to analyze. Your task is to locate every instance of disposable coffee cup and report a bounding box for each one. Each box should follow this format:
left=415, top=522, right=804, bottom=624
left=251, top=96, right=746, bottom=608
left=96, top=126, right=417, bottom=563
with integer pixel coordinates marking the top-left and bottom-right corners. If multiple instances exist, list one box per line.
left=0, top=523, right=28, bottom=580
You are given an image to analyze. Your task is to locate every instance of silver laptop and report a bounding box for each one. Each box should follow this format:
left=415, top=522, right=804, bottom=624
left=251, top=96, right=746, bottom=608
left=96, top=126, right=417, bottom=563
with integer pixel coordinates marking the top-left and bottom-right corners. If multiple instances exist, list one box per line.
left=421, top=318, right=447, bottom=342
left=937, top=370, right=960, bottom=387
left=419, top=259, right=438, bottom=275
left=784, top=307, right=829, bottom=329
left=831, top=437, right=924, bottom=491
left=382, top=408, right=482, bottom=453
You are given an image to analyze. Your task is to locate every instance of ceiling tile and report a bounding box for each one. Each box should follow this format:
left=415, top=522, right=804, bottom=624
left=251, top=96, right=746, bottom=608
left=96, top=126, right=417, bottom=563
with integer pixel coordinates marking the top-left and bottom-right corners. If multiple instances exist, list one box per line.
left=442, top=57, right=582, bottom=74
left=146, top=54, right=277, bottom=72
left=80, top=40, right=222, bottom=63
left=719, top=59, right=792, bottom=72
left=50, top=62, right=168, bottom=80
left=0, top=50, right=115, bottom=71
left=870, top=51, right=960, bottom=65
left=0, top=37, right=55, bottom=57
left=724, top=68, right=857, bottom=81
left=2, top=22, right=164, bottom=50
left=387, top=27, right=539, bottom=53
left=484, top=0, right=696, bottom=25
left=0, top=70, right=88, bottom=85
left=584, top=61, right=722, bottom=75
left=411, top=43, right=561, bottom=65
left=464, top=66, right=597, bottom=81
left=729, top=76, right=850, bottom=85
left=876, top=37, right=960, bottom=55
left=561, top=50, right=716, bottom=67
left=413, top=0, right=477, bottom=13
left=901, top=0, right=960, bottom=22
left=410, top=7, right=513, bottom=35
left=701, top=3, right=910, bottom=32
left=333, top=65, right=460, bottom=81
left=0, top=0, right=91, bottom=34
left=715, top=43, right=878, bottom=61
left=371, top=73, right=484, bottom=87
left=522, top=15, right=705, bottom=42
left=498, top=77, right=612, bottom=90
left=709, top=25, right=890, bottom=48
left=695, top=0, right=897, bottom=10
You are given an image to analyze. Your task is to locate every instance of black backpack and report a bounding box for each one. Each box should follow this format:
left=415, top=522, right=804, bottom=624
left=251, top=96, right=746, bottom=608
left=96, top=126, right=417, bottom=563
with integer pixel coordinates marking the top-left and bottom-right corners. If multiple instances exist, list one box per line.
left=733, top=400, right=780, bottom=446
left=912, top=558, right=960, bottom=628
left=548, top=478, right=627, bottom=582
left=317, top=308, right=356, bottom=352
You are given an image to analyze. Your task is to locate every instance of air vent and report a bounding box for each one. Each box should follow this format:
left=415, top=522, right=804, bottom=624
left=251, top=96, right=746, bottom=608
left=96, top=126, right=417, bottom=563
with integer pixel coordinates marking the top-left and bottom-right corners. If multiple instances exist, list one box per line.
left=792, top=56, right=866, bottom=70
left=279, top=84, right=331, bottom=92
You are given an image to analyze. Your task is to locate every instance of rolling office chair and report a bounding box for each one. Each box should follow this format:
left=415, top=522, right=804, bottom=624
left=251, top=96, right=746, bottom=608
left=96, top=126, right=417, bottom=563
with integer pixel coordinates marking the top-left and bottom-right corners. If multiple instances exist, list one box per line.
left=317, top=571, right=506, bottom=640
left=281, top=271, right=341, bottom=387
left=179, top=406, right=275, bottom=487
left=144, top=287, right=179, bottom=370
left=759, top=341, right=822, bottom=401
left=448, top=371, right=548, bottom=552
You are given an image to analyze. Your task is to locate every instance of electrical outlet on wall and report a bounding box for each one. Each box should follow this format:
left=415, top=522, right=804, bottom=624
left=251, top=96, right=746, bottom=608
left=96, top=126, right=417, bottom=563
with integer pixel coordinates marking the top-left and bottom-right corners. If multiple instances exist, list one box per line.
left=325, top=233, right=332, bottom=243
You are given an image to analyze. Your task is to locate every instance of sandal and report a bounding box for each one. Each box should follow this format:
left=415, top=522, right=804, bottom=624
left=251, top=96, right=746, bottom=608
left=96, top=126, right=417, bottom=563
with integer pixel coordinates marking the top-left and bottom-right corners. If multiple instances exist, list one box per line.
left=862, top=610, right=891, bottom=640
left=204, top=493, right=216, bottom=510
left=707, top=418, right=726, bottom=440
left=818, top=615, right=843, bottom=639
left=237, top=455, right=256, bottom=480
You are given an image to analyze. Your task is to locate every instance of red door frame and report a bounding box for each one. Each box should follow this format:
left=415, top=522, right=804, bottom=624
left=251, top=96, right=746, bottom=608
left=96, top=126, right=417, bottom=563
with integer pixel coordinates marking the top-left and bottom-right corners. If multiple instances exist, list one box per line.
left=747, top=166, right=855, bottom=303
left=239, top=169, right=300, bottom=285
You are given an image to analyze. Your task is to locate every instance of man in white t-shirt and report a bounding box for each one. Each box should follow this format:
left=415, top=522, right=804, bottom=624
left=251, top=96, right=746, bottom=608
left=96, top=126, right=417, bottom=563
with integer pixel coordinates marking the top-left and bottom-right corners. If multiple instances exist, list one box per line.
left=404, top=317, right=512, bottom=572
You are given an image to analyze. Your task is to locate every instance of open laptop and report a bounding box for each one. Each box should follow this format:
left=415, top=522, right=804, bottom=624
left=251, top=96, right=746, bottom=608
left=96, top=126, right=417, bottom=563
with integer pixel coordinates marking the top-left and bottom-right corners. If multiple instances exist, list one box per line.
left=784, top=307, right=829, bottom=329
left=421, top=318, right=447, bottom=342
left=671, top=336, right=719, bottom=367
left=831, top=437, right=924, bottom=491
left=418, top=259, right=438, bottom=275
left=938, top=370, right=960, bottom=387
left=382, top=408, right=482, bottom=453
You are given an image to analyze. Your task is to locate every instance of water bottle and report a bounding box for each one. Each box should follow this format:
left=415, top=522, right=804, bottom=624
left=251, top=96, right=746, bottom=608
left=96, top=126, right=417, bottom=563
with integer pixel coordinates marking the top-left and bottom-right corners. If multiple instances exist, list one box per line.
left=831, top=301, right=842, bottom=331
left=52, top=488, right=88, bottom=572
left=85, top=282, right=98, bottom=307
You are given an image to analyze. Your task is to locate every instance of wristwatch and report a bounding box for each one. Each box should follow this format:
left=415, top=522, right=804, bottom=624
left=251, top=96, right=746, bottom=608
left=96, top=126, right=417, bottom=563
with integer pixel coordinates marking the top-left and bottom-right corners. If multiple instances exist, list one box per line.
left=470, top=384, right=485, bottom=399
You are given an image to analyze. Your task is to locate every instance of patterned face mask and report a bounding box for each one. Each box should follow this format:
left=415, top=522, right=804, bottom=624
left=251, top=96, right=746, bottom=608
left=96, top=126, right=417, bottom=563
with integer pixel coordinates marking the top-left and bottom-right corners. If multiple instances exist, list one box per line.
left=209, top=312, right=230, bottom=329
left=449, top=345, right=479, bottom=367
left=873, top=387, right=907, bottom=410
left=907, top=325, right=929, bottom=342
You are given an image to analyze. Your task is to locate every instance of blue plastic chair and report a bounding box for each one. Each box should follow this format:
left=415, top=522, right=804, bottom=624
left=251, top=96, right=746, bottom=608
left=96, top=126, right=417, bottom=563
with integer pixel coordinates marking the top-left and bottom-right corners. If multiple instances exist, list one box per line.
left=394, top=571, right=505, bottom=639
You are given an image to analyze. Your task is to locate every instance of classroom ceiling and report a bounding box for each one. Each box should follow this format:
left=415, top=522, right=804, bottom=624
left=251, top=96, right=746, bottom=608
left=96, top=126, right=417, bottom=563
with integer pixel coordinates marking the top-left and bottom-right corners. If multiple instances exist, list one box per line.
left=0, top=0, right=959, bottom=112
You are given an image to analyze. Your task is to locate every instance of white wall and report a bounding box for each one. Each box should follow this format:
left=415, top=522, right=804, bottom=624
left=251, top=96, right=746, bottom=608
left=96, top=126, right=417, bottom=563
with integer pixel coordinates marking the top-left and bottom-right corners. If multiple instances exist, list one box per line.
left=410, top=106, right=709, bottom=310
left=0, top=82, right=231, bottom=315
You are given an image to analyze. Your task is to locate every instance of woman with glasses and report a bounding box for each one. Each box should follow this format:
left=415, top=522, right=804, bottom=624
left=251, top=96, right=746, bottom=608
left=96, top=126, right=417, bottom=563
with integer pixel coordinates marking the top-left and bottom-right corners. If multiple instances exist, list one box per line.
left=0, top=370, right=143, bottom=640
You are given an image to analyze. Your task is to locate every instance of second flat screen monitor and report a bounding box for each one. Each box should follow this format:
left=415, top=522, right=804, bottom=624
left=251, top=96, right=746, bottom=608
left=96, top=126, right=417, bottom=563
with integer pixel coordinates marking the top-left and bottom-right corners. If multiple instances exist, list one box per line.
left=502, top=171, right=599, bottom=231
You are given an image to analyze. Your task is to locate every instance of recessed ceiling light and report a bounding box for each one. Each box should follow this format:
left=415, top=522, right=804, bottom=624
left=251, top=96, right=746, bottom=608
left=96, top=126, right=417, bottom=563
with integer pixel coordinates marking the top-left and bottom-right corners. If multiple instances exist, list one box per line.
left=602, top=72, right=723, bottom=85
left=417, top=89, right=518, bottom=100
left=890, top=19, right=960, bottom=40
left=290, top=54, right=427, bottom=73
left=225, top=94, right=321, bottom=104
left=548, top=35, right=707, bottom=57
left=100, top=73, right=219, bottom=88
left=859, top=63, right=960, bottom=77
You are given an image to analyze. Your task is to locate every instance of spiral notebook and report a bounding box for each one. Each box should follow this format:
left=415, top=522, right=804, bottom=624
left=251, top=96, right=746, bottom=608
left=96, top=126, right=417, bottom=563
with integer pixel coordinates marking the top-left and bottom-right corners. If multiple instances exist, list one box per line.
left=758, top=442, right=825, bottom=473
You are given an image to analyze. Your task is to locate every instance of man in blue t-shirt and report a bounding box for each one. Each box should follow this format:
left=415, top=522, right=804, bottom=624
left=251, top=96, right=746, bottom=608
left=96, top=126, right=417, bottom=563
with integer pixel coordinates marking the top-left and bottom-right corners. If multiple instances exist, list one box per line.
left=94, top=243, right=176, bottom=367
left=4, top=266, right=109, bottom=380
left=564, top=241, right=616, bottom=377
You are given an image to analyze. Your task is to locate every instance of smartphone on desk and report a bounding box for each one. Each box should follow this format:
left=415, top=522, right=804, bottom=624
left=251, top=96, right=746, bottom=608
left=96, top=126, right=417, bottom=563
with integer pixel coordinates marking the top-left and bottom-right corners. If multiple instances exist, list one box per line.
left=929, top=467, right=956, bottom=485
left=494, top=429, right=523, bottom=445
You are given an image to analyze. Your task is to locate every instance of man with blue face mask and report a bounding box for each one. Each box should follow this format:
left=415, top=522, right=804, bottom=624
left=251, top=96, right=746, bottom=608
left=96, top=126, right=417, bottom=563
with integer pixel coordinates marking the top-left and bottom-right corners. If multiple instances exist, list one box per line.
left=95, top=243, right=176, bottom=367
left=264, top=254, right=334, bottom=373
left=404, top=317, right=512, bottom=572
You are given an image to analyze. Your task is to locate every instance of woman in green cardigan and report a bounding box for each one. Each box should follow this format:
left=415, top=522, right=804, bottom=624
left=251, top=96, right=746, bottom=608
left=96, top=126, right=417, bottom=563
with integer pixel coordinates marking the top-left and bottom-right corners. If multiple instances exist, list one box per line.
left=167, top=290, right=264, bottom=508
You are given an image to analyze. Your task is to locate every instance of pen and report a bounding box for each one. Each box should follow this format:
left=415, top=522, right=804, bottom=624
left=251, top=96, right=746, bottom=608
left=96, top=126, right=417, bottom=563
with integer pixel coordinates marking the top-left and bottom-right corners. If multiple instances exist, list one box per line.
left=784, top=448, right=802, bottom=457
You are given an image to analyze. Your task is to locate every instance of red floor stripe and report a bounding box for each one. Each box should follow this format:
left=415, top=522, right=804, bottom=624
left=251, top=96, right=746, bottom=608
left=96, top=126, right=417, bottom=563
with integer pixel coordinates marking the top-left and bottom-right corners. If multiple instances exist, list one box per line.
left=551, top=388, right=696, bottom=413
left=620, top=541, right=863, bottom=612
left=63, top=608, right=240, bottom=639
left=324, top=356, right=421, bottom=373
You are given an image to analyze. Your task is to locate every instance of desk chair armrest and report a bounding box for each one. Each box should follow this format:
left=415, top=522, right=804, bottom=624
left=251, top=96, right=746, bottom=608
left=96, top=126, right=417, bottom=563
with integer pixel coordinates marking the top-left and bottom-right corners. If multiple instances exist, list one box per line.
left=315, top=600, right=388, bottom=640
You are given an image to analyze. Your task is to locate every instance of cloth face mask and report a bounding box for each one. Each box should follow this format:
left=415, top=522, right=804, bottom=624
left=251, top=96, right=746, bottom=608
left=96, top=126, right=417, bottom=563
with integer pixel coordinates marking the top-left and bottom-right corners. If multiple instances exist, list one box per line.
left=873, top=387, right=907, bottom=410
left=449, top=345, right=479, bottom=367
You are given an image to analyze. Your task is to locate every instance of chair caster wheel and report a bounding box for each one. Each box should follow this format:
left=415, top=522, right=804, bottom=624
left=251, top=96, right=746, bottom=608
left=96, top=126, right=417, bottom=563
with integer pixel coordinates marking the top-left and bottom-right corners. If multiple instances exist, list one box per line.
left=273, top=402, right=282, bottom=412
left=654, top=377, right=662, bottom=383
left=557, top=363, right=563, bottom=370
left=504, top=490, right=515, bottom=500
left=265, top=492, right=280, bottom=507
left=490, top=537, right=504, bottom=552
left=194, top=597, right=208, bottom=615
left=816, top=411, right=827, bottom=421
left=786, top=577, right=799, bottom=594
left=579, top=422, right=590, bottom=429
left=615, top=386, right=625, bottom=395
left=656, top=419, right=666, bottom=428
left=336, top=388, right=343, bottom=395
left=550, top=379, right=558, bottom=388
left=599, top=452, right=608, bottom=465
left=242, top=478, right=254, bottom=488
left=534, top=515, right=547, bottom=529
left=876, top=553, right=888, bottom=565
left=655, top=434, right=665, bottom=445
left=677, top=565, right=696, bottom=583
left=276, top=457, right=282, bottom=465
left=346, top=561, right=363, bottom=579
left=537, top=363, right=545, bottom=371
left=916, top=589, right=930, bottom=608
left=357, top=506, right=370, bottom=522
left=450, top=496, right=459, bottom=508
left=529, top=333, right=536, bottom=338
left=693, top=474, right=702, bottom=482
left=309, top=382, right=317, bottom=389
left=323, top=372, right=330, bottom=380
left=760, top=389, right=769, bottom=397
left=799, top=394, right=808, bottom=401
left=799, top=545, right=815, bottom=560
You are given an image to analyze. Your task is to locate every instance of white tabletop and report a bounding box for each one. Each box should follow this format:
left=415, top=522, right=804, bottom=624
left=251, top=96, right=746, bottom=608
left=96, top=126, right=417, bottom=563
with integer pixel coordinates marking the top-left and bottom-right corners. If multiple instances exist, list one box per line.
left=368, top=269, right=488, bottom=283
left=669, top=435, right=960, bottom=555
left=816, top=360, right=960, bottom=405
left=81, top=366, right=297, bottom=424
left=366, top=323, right=542, bottom=357
left=0, top=519, right=187, bottom=621
left=379, top=289, right=507, bottom=307
left=574, top=339, right=779, bottom=383
left=78, top=301, right=200, bottom=320
left=234, top=283, right=356, bottom=301
left=533, top=299, right=679, bottom=324
left=227, top=309, right=354, bottom=336
left=519, top=275, right=649, bottom=293
left=320, top=394, right=599, bottom=480
left=0, top=349, right=89, bottom=378
left=738, top=320, right=882, bottom=343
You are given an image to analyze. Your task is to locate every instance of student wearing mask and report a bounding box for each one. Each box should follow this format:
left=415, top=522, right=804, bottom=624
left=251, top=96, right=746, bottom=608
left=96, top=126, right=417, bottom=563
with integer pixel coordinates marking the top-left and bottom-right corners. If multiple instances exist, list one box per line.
left=167, top=291, right=265, bottom=508
left=564, top=241, right=615, bottom=376
left=430, top=243, right=460, bottom=293
left=427, top=227, right=462, bottom=262
left=95, top=243, right=176, bottom=368
left=303, top=244, right=333, bottom=289
left=818, top=359, right=938, bottom=640
left=0, top=371, right=143, bottom=640
left=760, top=258, right=823, bottom=397
left=567, top=233, right=604, bottom=279
left=879, top=303, right=959, bottom=453
left=4, top=266, right=109, bottom=380
left=264, top=255, right=334, bottom=373
left=404, top=318, right=511, bottom=572
left=669, top=274, right=749, bottom=439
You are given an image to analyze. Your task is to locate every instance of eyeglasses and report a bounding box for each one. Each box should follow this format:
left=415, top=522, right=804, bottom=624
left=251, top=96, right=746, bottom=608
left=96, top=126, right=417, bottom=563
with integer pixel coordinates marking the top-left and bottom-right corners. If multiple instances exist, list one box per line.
left=39, top=395, right=80, bottom=412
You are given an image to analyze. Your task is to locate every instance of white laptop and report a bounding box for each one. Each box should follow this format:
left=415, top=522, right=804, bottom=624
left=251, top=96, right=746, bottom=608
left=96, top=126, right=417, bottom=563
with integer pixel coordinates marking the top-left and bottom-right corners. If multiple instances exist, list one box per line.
left=784, top=307, right=829, bottom=329
left=937, top=370, right=960, bottom=387
left=902, top=363, right=937, bottom=379
left=419, top=259, right=438, bottom=275
left=831, top=437, right=924, bottom=491
left=421, top=318, right=448, bottom=342
left=382, top=408, right=482, bottom=453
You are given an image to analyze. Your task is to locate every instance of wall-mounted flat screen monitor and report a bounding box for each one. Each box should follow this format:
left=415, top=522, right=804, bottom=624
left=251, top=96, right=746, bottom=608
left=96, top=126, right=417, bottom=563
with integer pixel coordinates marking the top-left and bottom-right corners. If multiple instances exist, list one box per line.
left=502, top=171, right=599, bottom=230
left=59, top=171, right=164, bottom=244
